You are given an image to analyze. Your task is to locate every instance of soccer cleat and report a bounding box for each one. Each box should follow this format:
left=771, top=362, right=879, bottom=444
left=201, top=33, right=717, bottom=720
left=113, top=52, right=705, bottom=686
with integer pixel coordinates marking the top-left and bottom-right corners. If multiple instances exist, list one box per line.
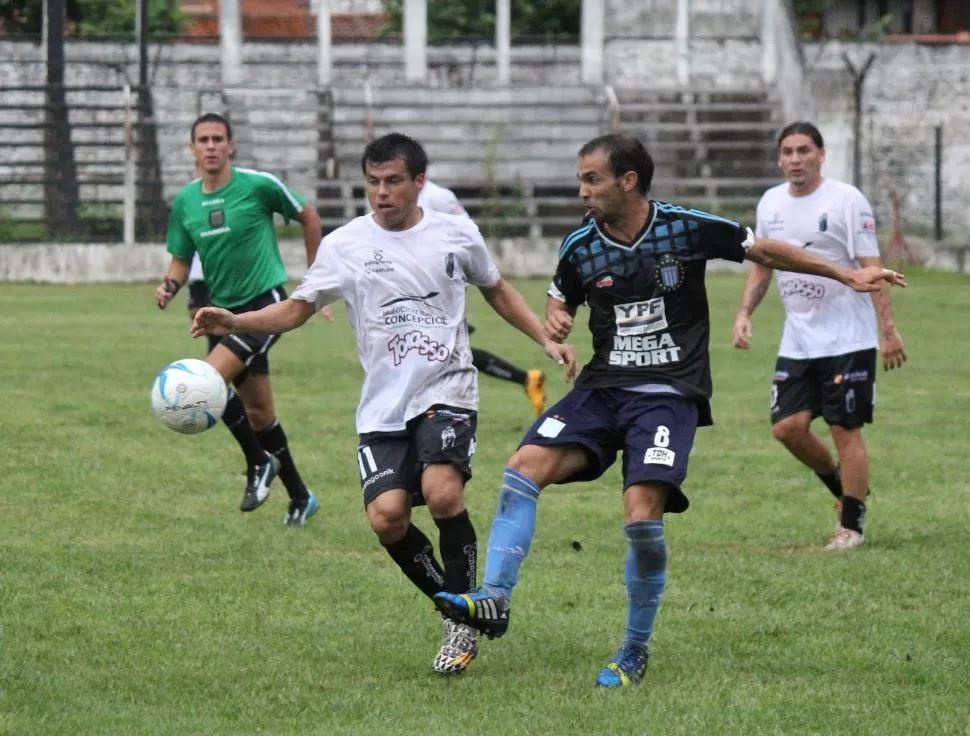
left=240, top=455, right=281, bottom=512
left=283, top=492, right=318, bottom=527
left=433, top=590, right=510, bottom=639
left=824, top=528, right=864, bottom=551
left=432, top=619, right=479, bottom=674
left=525, top=369, right=546, bottom=416
left=595, top=644, right=649, bottom=688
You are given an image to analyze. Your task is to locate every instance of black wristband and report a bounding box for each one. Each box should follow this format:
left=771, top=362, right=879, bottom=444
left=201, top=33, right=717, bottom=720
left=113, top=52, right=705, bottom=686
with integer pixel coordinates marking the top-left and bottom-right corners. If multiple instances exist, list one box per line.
left=164, top=278, right=181, bottom=295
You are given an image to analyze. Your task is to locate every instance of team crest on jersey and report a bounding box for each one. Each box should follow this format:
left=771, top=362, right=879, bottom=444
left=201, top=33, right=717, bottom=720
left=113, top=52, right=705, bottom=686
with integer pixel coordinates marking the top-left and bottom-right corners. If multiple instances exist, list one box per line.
left=655, top=254, right=684, bottom=292
left=818, top=213, right=828, bottom=232
left=445, top=253, right=456, bottom=278
left=208, top=209, right=225, bottom=228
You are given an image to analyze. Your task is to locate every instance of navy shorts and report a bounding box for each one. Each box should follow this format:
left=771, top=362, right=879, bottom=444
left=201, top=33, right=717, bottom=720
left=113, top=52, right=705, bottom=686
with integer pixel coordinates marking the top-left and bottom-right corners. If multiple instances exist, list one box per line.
left=519, top=387, right=699, bottom=513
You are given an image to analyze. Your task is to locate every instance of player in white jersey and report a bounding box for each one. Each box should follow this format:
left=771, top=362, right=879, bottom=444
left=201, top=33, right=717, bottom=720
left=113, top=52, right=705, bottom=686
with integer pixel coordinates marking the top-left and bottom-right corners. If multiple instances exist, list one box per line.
left=322, top=176, right=548, bottom=415
left=732, top=122, right=907, bottom=551
left=190, top=133, right=576, bottom=674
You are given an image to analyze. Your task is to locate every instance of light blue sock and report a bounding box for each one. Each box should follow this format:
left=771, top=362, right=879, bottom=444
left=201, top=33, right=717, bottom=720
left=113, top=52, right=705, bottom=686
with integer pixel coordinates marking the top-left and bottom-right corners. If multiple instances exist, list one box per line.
left=623, top=520, right=667, bottom=651
left=481, top=467, right=541, bottom=604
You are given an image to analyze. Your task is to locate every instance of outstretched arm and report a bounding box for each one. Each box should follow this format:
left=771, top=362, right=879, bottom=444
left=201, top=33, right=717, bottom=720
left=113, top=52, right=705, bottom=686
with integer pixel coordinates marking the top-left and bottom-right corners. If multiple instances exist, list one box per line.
left=746, top=238, right=907, bottom=291
left=732, top=262, right=773, bottom=349
left=858, top=255, right=907, bottom=370
left=479, top=279, right=577, bottom=380
left=191, top=298, right=315, bottom=338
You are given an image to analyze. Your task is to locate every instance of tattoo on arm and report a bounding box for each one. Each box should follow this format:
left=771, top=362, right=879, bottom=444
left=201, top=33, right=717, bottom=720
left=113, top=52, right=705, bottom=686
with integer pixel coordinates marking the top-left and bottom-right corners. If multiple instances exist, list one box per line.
left=740, top=275, right=771, bottom=316
left=872, top=284, right=896, bottom=335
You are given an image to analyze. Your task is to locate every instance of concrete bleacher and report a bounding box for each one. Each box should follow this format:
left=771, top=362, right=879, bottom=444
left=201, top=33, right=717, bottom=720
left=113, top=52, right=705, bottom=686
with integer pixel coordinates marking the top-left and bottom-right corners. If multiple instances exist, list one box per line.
left=330, top=85, right=607, bottom=182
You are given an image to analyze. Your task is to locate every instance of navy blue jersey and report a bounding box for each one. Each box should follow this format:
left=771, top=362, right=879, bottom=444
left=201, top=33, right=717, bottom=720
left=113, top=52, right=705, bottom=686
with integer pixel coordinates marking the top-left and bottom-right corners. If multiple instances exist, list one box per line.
left=550, top=201, right=749, bottom=426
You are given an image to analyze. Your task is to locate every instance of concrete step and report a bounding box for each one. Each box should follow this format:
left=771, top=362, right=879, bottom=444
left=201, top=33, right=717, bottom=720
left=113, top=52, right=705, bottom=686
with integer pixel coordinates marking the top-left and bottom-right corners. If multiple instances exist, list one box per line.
left=333, top=105, right=604, bottom=125
left=333, top=85, right=603, bottom=107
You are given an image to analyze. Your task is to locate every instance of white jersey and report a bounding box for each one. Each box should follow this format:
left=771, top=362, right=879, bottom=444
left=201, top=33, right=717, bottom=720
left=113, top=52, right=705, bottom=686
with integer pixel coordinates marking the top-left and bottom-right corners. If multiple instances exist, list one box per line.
left=291, top=209, right=501, bottom=433
left=418, top=179, right=468, bottom=217
left=756, top=178, right=881, bottom=360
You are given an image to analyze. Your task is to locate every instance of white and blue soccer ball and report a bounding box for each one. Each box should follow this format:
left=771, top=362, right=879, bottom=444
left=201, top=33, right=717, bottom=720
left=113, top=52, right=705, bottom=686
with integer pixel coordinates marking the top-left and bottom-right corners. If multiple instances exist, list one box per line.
left=150, top=358, right=228, bottom=434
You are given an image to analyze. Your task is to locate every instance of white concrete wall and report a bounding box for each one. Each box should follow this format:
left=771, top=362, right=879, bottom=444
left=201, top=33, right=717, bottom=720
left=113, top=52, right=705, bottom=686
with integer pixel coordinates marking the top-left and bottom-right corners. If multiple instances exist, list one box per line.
left=0, top=239, right=754, bottom=283
left=803, top=40, right=970, bottom=236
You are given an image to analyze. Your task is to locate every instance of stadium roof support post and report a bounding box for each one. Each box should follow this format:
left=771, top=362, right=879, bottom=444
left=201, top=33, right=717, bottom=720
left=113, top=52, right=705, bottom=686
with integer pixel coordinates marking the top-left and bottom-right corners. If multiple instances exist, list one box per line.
left=496, top=0, right=511, bottom=85
left=581, top=0, right=605, bottom=85
left=317, top=0, right=332, bottom=87
left=404, top=0, right=428, bottom=83
left=220, top=0, right=244, bottom=87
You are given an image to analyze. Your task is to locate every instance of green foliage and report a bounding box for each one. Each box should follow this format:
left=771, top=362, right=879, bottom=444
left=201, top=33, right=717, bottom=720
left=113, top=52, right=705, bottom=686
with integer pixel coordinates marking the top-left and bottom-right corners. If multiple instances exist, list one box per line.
left=76, top=0, right=183, bottom=36
left=380, top=0, right=580, bottom=41
left=792, top=0, right=832, bottom=12
left=0, top=0, right=182, bottom=36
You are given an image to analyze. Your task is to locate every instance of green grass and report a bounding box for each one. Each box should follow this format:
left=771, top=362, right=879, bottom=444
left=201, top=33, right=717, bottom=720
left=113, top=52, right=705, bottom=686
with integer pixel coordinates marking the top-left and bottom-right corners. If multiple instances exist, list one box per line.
left=1, top=271, right=968, bottom=735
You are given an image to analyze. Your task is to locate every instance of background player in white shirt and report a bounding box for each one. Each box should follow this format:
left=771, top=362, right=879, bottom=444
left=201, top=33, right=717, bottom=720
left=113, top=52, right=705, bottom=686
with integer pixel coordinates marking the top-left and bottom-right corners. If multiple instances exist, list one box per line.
left=190, top=133, right=575, bottom=675
left=732, top=122, right=907, bottom=551
left=321, top=177, right=548, bottom=415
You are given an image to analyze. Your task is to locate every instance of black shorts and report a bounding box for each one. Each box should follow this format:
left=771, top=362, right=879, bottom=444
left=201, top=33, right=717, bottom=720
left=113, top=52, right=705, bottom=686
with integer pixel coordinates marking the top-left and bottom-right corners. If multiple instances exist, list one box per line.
left=356, top=405, right=478, bottom=507
left=207, top=286, right=287, bottom=383
left=771, top=348, right=877, bottom=429
left=186, top=281, right=210, bottom=310
left=520, top=387, right=699, bottom=514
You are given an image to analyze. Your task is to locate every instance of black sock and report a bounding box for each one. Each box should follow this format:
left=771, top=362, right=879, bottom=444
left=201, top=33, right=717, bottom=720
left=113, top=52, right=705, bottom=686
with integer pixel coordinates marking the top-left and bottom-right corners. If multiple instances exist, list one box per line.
left=222, top=391, right=269, bottom=467
left=840, top=496, right=866, bottom=534
left=815, top=466, right=843, bottom=500
left=255, top=420, right=309, bottom=502
left=382, top=524, right=446, bottom=601
left=434, top=510, right=478, bottom=593
left=472, top=348, right=528, bottom=386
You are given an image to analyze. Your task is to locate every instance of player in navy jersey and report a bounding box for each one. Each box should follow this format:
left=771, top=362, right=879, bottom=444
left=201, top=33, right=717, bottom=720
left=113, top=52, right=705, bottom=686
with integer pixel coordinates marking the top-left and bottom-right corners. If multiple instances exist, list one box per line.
left=432, top=133, right=905, bottom=688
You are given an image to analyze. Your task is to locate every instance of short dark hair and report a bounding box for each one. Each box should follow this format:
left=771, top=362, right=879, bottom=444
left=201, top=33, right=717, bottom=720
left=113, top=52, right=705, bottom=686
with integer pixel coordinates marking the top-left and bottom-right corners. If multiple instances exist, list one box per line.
left=191, top=112, right=233, bottom=142
left=578, top=134, right=654, bottom=195
left=361, top=133, right=428, bottom=179
left=777, top=121, right=824, bottom=150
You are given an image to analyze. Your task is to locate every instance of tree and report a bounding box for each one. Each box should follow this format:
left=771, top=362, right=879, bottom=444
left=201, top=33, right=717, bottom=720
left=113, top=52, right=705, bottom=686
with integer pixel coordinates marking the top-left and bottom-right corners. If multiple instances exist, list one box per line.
left=380, top=0, right=580, bottom=41
left=0, top=0, right=181, bottom=36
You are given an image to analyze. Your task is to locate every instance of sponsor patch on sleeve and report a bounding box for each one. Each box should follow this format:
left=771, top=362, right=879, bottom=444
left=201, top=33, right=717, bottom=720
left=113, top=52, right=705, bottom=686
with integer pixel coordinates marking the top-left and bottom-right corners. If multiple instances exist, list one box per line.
left=536, top=417, right=565, bottom=438
left=644, top=447, right=675, bottom=466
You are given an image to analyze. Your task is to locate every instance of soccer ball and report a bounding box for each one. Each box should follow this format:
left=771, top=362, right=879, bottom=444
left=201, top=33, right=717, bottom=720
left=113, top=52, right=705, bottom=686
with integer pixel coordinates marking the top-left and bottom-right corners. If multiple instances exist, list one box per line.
left=150, top=358, right=228, bottom=434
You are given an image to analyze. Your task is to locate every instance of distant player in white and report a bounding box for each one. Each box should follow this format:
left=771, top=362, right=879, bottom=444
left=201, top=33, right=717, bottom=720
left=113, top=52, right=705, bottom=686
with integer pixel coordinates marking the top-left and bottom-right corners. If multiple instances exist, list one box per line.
left=732, top=122, right=907, bottom=551
left=191, top=133, right=575, bottom=673
left=322, top=176, right=549, bottom=416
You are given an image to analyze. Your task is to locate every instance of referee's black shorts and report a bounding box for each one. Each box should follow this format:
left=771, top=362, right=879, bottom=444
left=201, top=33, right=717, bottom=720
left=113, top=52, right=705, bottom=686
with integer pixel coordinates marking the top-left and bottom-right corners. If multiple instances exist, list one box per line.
left=207, top=285, right=287, bottom=384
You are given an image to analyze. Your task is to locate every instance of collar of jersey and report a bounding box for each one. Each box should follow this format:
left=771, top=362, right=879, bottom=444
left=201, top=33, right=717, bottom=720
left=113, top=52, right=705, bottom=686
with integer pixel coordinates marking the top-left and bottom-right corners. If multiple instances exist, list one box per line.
left=591, top=201, right=658, bottom=251
left=367, top=209, right=432, bottom=237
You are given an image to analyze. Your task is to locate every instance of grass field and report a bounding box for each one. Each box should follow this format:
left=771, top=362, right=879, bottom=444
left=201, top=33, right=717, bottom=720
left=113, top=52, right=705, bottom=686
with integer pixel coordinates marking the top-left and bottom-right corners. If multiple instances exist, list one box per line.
left=1, top=271, right=968, bottom=735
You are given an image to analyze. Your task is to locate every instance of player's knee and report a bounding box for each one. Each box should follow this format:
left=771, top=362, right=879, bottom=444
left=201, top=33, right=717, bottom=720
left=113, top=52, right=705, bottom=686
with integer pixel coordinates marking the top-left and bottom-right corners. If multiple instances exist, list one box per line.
left=424, top=488, right=464, bottom=518
left=830, top=425, right=866, bottom=453
left=244, top=405, right=274, bottom=431
left=507, top=445, right=558, bottom=487
left=422, top=464, right=465, bottom=517
left=366, top=498, right=410, bottom=543
left=771, top=415, right=809, bottom=445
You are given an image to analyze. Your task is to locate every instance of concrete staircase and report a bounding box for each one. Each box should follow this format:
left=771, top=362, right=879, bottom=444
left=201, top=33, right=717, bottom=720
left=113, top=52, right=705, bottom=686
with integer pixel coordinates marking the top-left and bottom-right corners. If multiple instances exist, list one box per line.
left=329, top=85, right=607, bottom=183
left=615, top=87, right=781, bottom=216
